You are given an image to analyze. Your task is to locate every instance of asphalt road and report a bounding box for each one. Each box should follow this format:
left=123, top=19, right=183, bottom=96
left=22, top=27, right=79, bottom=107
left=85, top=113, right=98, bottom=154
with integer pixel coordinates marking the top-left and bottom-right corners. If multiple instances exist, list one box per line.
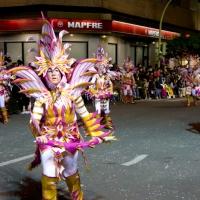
left=1, top=98, right=200, bottom=200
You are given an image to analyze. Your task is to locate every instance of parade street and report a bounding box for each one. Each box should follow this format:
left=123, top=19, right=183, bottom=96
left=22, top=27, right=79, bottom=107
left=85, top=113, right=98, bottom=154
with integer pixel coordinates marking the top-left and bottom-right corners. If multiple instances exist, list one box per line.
left=1, top=98, right=200, bottom=200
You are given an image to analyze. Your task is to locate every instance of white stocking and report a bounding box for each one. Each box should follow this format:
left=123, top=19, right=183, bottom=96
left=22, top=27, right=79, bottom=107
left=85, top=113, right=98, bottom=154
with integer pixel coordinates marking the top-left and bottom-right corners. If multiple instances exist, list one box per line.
left=95, top=98, right=101, bottom=114
left=129, top=89, right=133, bottom=96
left=41, top=149, right=56, bottom=177
left=105, top=99, right=110, bottom=114
left=62, top=151, right=78, bottom=178
left=41, top=149, right=78, bottom=178
left=0, top=95, right=5, bottom=108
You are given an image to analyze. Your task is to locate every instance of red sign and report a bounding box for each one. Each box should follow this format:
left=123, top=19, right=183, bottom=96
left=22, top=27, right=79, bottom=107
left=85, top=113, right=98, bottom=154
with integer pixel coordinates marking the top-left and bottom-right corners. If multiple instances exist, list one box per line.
left=0, top=19, right=43, bottom=31
left=112, top=21, right=180, bottom=39
left=0, top=18, right=179, bottom=39
left=52, top=19, right=112, bottom=31
left=0, top=19, right=112, bottom=32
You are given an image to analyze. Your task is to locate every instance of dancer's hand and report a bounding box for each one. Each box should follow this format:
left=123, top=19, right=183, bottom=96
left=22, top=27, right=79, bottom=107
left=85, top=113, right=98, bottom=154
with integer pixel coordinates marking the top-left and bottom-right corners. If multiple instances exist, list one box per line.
left=36, top=136, right=48, bottom=144
left=92, top=137, right=103, bottom=144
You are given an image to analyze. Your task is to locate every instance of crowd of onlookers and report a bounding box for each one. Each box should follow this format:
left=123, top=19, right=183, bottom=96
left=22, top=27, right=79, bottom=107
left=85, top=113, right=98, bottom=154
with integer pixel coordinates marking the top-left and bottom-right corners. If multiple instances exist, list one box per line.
left=112, top=64, right=187, bottom=101
left=4, top=56, right=31, bottom=114
left=5, top=55, right=187, bottom=115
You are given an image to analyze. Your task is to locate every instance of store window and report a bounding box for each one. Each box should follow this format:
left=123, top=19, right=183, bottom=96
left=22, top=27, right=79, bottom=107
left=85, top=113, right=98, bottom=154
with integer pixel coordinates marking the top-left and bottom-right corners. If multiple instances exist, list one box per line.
left=144, top=47, right=149, bottom=68
left=6, top=42, right=22, bottom=64
left=136, top=47, right=143, bottom=66
left=64, top=42, right=88, bottom=62
left=130, top=46, right=136, bottom=65
left=107, top=43, right=117, bottom=65
left=5, top=41, right=88, bottom=66
left=130, top=45, right=149, bottom=68
left=24, top=42, right=38, bottom=66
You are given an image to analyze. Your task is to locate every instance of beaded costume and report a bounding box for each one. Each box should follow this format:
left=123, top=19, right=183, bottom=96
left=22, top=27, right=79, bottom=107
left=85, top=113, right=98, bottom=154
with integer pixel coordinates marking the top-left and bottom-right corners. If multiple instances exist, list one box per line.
left=120, top=57, right=137, bottom=104
left=87, top=45, right=119, bottom=130
left=0, top=53, right=11, bottom=124
left=180, top=67, right=200, bottom=106
left=7, top=13, right=116, bottom=200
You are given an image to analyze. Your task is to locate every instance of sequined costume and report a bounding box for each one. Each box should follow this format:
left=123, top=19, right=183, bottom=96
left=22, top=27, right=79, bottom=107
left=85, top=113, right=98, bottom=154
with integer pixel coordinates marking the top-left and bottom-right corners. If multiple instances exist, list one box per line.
left=120, top=57, right=137, bottom=104
left=0, top=53, right=11, bottom=124
left=87, top=45, right=119, bottom=130
left=180, top=67, right=200, bottom=106
left=7, top=13, right=116, bottom=200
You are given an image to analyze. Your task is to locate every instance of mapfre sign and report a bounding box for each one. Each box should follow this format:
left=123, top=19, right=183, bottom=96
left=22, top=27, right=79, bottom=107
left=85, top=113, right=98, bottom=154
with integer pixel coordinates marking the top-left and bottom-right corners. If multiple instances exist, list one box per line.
left=0, top=18, right=179, bottom=39
left=112, top=21, right=180, bottom=39
left=0, top=19, right=111, bottom=32
left=52, top=19, right=111, bottom=31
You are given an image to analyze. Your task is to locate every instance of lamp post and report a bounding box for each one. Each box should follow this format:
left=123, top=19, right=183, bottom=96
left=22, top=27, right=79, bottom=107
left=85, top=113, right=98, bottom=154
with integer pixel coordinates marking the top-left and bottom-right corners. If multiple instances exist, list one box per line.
left=157, top=0, right=172, bottom=68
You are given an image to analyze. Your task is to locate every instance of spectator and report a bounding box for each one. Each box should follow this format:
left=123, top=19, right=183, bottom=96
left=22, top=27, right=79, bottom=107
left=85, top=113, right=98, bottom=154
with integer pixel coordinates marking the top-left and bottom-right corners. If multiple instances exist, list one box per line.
left=134, top=76, right=142, bottom=99
left=16, top=60, right=23, bottom=66
left=5, top=56, right=15, bottom=70
left=141, top=78, right=149, bottom=99
left=148, top=79, right=161, bottom=99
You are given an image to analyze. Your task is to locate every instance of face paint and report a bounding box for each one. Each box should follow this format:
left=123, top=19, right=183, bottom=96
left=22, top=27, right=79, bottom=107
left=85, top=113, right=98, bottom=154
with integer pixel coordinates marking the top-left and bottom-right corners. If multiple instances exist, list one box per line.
left=47, top=68, right=62, bottom=86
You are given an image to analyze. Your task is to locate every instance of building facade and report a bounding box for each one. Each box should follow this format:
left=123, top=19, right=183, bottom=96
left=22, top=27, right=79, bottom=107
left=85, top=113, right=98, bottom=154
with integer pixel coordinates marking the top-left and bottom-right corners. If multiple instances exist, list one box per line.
left=0, top=0, right=199, bottom=68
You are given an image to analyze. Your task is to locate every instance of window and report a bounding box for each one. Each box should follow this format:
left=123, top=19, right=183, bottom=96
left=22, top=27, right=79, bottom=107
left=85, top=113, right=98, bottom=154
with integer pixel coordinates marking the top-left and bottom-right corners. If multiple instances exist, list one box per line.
left=6, top=43, right=22, bottom=64
left=24, top=42, right=38, bottom=66
left=5, top=41, right=88, bottom=66
left=107, top=43, right=117, bottom=65
left=63, top=41, right=88, bottom=62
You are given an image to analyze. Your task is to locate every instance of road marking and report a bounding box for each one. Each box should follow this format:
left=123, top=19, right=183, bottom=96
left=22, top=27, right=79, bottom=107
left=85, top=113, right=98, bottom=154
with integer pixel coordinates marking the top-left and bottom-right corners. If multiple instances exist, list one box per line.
left=0, top=154, right=34, bottom=167
left=122, top=154, right=148, bottom=166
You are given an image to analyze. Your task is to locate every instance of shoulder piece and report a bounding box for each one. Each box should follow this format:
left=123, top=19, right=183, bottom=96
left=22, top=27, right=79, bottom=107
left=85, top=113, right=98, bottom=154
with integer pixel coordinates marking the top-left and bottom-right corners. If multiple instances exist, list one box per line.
left=7, top=66, right=48, bottom=98
left=69, top=58, right=97, bottom=98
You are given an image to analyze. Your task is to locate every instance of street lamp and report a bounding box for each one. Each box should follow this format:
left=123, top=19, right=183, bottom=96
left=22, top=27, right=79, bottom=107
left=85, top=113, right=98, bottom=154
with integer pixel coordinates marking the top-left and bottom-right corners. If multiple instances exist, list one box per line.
left=157, top=0, right=172, bottom=68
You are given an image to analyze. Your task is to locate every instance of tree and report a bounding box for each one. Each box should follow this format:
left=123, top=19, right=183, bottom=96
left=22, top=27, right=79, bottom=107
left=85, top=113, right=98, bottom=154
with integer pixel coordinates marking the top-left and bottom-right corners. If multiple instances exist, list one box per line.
left=166, top=34, right=200, bottom=67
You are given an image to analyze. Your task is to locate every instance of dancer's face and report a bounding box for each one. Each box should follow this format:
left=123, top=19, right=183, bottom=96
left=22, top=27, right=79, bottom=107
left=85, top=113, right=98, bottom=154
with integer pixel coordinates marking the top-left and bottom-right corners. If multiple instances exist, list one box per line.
left=47, top=68, right=62, bottom=86
left=98, top=64, right=105, bottom=75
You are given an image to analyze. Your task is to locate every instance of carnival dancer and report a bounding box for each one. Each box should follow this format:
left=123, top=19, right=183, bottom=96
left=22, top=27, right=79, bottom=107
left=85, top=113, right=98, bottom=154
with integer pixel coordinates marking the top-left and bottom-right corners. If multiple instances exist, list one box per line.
left=0, top=53, right=11, bottom=124
left=7, top=13, right=116, bottom=200
left=87, top=45, right=119, bottom=130
left=120, top=57, right=137, bottom=104
left=192, top=67, right=200, bottom=105
left=180, top=67, right=197, bottom=106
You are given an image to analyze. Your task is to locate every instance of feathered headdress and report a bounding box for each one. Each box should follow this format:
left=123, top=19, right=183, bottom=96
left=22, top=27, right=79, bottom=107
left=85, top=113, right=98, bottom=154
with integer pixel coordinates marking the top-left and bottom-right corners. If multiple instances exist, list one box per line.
left=93, top=44, right=112, bottom=73
left=27, top=12, right=76, bottom=78
left=122, top=56, right=136, bottom=72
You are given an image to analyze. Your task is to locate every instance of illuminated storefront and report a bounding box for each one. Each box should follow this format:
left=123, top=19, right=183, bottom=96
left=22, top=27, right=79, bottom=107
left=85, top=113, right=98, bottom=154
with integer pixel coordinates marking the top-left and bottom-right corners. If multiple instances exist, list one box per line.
left=0, top=18, right=179, bottom=67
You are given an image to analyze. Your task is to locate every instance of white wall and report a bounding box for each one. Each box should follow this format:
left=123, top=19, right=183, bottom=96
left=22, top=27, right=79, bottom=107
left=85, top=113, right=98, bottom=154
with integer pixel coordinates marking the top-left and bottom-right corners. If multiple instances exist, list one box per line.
left=0, top=33, right=149, bottom=68
left=0, top=33, right=40, bottom=42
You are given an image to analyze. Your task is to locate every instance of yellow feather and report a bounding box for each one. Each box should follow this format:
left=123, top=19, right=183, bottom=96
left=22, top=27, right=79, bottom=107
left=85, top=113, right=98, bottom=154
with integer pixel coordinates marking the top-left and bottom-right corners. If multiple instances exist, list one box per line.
left=12, top=79, right=32, bottom=84
left=19, top=89, right=41, bottom=94
left=72, top=82, right=93, bottom=89
left=80, top=71, right=97, bottom=77
left=6, top=67, right=28, bottom=74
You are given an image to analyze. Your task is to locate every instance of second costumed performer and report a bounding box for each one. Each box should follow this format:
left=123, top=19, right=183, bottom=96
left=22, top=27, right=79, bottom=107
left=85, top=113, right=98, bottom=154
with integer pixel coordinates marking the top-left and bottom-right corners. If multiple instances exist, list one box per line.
left=87, top=45, right=119, bottom=130
left=0, top=53, right=12, bottom=124
left=120, top=57, right=137, bottom=104
left=7, top=13, right=116, bottom=200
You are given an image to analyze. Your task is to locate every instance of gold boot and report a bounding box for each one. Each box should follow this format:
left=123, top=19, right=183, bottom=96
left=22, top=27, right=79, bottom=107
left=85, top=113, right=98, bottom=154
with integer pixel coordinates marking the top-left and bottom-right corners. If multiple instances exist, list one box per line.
left=95, top=113, right=101, bottom=119
left=41, top=174, right=58, bottom=200
left=65, top=171, right=83, bottom=200
left=96, top=113, right=106, bottom=125
left=105, top=113, right=115, bottom=130
left=186, top=95, right=190, bottom=107
left=130, top=96, right=135, bottom=104
left=123, top=95, right=127, bottom=104
left=1, top=107, right=8, bottom=124
left=193, top=96, right=197, bottom=106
